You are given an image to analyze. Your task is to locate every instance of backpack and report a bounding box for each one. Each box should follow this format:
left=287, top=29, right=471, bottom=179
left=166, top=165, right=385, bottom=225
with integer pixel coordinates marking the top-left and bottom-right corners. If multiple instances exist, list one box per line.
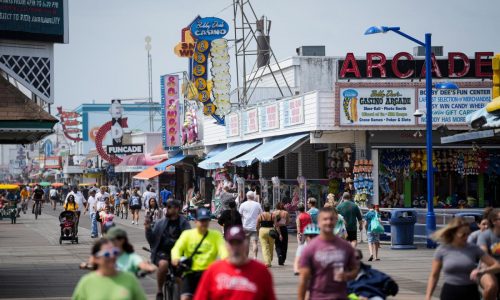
left=130, top=195, right=140, bottom=207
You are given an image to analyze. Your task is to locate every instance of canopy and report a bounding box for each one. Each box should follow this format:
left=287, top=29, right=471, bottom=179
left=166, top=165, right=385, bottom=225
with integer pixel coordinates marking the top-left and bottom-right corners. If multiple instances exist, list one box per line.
left=51, top=182, right=64, bottom=187
left=39, top=181, right=51, bottom=187
left=133, top=162, right=170, bottom=180
left=0, top=184, right=19, bottom=190
left=155, top=153, right=187, bottom=172
left=198, top=141, right=262, bottom=170
left=231, top=133, right=309, bottom=167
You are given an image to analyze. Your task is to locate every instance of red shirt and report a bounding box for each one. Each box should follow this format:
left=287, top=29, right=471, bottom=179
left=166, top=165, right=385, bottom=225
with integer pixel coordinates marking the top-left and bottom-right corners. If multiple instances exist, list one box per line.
left=298, top=212, right=312, bottom=234
left=193, top=259, right=276, bottom=300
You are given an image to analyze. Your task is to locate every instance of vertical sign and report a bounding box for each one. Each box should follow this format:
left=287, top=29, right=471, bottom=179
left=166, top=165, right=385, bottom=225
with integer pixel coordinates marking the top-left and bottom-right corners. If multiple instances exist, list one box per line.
left=260, top=104, right=279, bottom=131
left=161, top=75, right=181, bottom=149
left=245, top=108, right=259, bottom=134
left=226, top=113, right=240, bottom=137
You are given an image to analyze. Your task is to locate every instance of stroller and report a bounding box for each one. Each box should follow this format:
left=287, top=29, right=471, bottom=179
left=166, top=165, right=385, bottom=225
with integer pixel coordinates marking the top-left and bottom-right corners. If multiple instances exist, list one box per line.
left=59, top=210, right=79, bottom=244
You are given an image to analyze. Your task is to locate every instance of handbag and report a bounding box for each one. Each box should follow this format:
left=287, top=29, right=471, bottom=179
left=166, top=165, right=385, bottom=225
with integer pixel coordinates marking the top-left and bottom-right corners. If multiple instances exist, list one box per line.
left=268, top=214, right=280, bottom=239
left=370, top=212, right=385, bottom=234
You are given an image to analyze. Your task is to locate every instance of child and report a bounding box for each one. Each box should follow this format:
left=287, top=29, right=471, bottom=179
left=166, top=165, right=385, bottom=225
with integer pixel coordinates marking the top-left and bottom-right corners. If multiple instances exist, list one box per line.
left=99, top=205, right=115, bottom=235
left=146, top=197, right=161, bottom=226
left=293, top=224, right=319, bottom=275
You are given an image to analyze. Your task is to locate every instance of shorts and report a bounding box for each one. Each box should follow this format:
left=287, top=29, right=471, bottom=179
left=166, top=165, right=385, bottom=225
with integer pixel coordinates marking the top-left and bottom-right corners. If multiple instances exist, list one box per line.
left=153, top=251, right=171, bottom=266
left=130, top=205, right=141, bottom=210
left=244, top=230, right=258, bottom=241
left=367, top=232, right=380, bottom=243
left=181, top=271, right=204, bottom=296
left=346, top=230, right=357, bottom=242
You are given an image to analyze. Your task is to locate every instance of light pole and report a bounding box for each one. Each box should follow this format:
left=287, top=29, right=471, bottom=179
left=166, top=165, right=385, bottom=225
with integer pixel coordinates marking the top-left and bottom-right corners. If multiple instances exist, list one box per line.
left=145, top=36, right=153, bottom=132
left=365, top=26, right=458, bottom=248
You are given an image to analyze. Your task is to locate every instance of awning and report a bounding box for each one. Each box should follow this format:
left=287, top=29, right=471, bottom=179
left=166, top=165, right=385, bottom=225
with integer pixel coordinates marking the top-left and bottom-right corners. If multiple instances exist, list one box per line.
left=155, top=152, right=186, bottom=172
left=206, top=145, right=227, bottom=158
left=133, top=162, right=166, bottom=180
left=441, top=128, right=500, bottom=144
left=198, top=141, right=262, bottom=170
left=231, top=133, right=309, bottom=167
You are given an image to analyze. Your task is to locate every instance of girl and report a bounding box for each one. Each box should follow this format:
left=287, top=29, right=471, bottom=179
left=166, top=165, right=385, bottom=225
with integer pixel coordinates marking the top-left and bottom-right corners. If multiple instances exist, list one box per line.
left=99, top=205, right=115, bottom=235
left=129, top=189, right=141, bottom=225
left=146, top=197, right=161, bottom=226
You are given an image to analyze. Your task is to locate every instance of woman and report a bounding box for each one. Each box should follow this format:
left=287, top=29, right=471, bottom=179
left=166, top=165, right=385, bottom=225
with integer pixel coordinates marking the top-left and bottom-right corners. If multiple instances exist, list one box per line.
left=364, top=203, right=381, bottom=261
left=256, top=201, right=281, bottom=267
left=98, top=205, right=115, bottom=235
left=107, top=227, right=157, bottom=274
left=72, top=238, right=147, bottom=300
left=217, top=200, right=242, bottom=233
left=146, top=197, right=161, bottom=226
left=64, top=195, right=79, bottom=212
left=119, top=187, right=129, bottom=219
left=274, top=202, right=290, bottom=266
left=425, top=217, right=500, bottom=300
left=468, top=207, right=493, bottom=245
left=324, top=193, right=336, bottom=208
left=129, top=189, right=141, bottom=225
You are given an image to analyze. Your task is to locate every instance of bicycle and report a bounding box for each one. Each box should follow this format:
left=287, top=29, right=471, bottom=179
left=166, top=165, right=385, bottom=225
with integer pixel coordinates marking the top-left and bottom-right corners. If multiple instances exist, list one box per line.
left=143, top=247, right=182, bottom=300
left=34, top=200, right=42, bottom=220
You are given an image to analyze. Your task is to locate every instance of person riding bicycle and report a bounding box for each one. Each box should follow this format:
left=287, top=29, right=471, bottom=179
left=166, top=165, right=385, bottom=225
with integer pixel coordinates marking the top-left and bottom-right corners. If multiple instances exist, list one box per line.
left=171, top=207, right=228, bottom=300
left=145, top=199, right=190, bottom=300
left=32, top=185, right=44, bottom=214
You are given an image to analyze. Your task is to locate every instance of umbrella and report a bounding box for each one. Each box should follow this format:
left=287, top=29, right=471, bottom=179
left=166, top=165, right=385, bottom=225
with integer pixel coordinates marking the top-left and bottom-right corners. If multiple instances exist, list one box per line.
left=29, top=183, right=38, bottom=187
left=78, top=183, right=93, bottom=187
left=0, top=184, right=19, bottom=190
left=39, top=182, right=51, bottom=187
left=51, top=182, right=64, bottom=187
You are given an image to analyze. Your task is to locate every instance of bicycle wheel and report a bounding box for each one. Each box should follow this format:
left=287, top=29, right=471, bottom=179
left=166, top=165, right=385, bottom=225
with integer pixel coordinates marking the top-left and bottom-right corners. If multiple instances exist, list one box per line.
left=35, top=204, right=38, bottom=220
left=163, top=280, right=180, bottom=300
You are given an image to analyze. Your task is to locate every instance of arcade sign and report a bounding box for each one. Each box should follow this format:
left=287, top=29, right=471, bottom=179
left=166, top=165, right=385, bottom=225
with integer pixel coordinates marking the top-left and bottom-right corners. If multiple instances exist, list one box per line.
left=338, top=52, right=493, bottom=79
left=106, top=145, right=144, bottom=155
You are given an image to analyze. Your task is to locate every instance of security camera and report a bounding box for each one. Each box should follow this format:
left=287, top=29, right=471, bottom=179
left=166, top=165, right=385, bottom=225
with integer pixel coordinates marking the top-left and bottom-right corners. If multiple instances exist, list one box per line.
left=413, top=109, right=425, bottom=118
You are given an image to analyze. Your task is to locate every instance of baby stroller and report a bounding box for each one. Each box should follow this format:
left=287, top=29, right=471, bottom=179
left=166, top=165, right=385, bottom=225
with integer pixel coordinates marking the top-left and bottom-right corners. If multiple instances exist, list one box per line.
left=59, top=210, right=79, bottom=244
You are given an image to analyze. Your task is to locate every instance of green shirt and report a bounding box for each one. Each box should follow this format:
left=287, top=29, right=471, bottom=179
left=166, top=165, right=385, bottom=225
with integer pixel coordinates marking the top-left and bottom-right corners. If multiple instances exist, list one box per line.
left=171, top=228, right=228, bottom=272
left=72, top=271, right=147, bottom=300
left=336, top=200, right=362, bottom=231
left=116, top=252, right=143, bottom=274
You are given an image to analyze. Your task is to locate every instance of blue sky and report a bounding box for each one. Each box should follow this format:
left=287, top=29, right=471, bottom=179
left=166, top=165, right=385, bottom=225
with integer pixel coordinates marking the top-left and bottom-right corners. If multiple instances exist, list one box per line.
left=54, top=0, right=500, bottom=109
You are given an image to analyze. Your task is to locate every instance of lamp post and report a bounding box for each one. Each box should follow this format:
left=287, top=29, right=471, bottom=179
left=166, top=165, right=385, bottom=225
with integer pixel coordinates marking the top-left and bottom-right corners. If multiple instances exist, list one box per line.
left=365, top=26, right=458, bottom=248
left=145, top=36, right=153, bottom=132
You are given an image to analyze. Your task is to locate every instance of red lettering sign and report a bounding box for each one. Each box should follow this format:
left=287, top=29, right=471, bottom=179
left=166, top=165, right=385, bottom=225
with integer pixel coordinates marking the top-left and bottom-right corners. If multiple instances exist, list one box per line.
left=366, top=52, right=387, bottom=78
left=392, top=52, right=414, bottom=78
left=448, top=52, right=470, bottom=78
left=339, top=53, right=361, bottom=78
left=475, top=52, right=494, bottom=78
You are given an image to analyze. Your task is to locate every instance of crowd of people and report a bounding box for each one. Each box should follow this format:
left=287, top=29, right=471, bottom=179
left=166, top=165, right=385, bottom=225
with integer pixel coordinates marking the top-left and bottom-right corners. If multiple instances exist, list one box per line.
left=63, top=182, right=402, bottom=300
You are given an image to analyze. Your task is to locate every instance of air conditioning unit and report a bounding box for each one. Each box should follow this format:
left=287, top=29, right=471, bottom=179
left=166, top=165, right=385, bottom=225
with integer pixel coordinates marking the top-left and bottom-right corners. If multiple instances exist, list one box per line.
left=413, top=46, right=443, bottom=57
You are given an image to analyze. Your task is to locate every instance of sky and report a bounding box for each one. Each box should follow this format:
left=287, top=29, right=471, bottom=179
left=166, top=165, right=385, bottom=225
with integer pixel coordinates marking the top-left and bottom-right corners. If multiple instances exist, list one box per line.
left=53, top=0, right=500, bottom=110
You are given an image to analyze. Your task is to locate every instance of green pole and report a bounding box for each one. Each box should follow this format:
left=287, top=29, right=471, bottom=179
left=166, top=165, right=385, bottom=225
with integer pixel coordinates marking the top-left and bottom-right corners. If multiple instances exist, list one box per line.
left=404, top=177, right=412, bottom=208
left=478, top=174, right=485, bottom=208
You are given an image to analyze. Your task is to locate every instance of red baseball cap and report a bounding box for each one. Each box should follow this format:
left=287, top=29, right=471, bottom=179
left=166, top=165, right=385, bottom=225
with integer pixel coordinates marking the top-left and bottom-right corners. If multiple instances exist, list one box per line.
left=224, top=225, right=246, bottom=242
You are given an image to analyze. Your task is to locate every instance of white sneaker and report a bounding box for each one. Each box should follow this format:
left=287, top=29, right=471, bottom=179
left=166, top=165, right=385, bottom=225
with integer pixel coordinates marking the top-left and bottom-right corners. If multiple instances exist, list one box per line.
left=131, top=221, right=135, bottom=225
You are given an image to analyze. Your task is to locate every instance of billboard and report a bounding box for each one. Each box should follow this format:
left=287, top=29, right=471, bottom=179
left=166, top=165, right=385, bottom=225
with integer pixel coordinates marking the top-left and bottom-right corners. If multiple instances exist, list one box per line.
left=161, top=74, right=182, bottom=150
left=0, top=0, right=68, bottom=43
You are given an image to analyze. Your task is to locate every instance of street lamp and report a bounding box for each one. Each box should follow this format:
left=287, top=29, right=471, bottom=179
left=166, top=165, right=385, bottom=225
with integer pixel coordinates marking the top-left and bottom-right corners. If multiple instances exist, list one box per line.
left=365, top=26, right=458, bottom=249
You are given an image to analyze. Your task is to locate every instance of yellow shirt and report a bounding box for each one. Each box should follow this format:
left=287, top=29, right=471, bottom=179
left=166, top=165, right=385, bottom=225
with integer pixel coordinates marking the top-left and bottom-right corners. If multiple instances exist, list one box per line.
left=171, top=228, right=228, bottom=272
left=20, top=190, right=28, bottom=199
left=64, top=202, right=79, bottom=211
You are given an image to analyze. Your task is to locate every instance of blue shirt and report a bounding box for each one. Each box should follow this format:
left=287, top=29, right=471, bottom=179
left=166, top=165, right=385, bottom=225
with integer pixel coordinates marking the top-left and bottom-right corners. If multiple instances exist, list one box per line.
left=364, top=210, right=377, bottom=232
left=160, top=189, right=172, bottom=204
left=308, top=207, right=319, bottom=225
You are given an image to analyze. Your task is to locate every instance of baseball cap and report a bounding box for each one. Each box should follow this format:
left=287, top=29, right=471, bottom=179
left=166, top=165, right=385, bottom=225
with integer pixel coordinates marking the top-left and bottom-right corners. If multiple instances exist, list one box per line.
left=196, top=208, right=211, bottom=221
left=106, top=227, right=127, bottom=240
left=224, top=225, right=246, bottom=242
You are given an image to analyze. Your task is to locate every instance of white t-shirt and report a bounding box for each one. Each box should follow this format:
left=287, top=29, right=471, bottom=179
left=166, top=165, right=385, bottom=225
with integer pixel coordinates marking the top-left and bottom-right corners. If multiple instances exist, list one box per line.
left=87, top=195, right=97, bottom=214
left=95, top=191, right=110, bottom=211
left=142, top=191, right=157, bottom=209
left=49, top=189, right=57, bottom=198
left=238, top=200, right=262, bottom=232
left=74, top=192, right=85, bottom=211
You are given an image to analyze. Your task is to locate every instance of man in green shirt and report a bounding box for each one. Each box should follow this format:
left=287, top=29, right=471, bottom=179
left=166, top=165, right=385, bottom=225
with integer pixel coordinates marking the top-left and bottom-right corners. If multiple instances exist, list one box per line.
left=171, top=208, right=228, bottom=300
left=336, top=192, right=363, bottom=247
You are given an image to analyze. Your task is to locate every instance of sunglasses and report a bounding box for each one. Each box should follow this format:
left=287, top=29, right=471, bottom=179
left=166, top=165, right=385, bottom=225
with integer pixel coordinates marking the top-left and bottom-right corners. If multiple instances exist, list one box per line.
left=96, top=247, right=120, bottom=258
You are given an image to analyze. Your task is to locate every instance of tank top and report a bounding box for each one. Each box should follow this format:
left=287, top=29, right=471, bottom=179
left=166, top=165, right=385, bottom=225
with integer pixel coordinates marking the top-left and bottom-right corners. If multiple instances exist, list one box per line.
left=260, top=213, right=274, bottom=228
left=275, top=210, right=287, bottom=226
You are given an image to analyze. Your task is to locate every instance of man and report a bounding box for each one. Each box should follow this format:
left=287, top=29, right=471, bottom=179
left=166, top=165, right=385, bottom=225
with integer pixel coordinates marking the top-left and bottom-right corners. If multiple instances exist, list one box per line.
left=142, top=187, right=157, bottom=210
left=84, top=189, right=98, bottom=238
left=238, top=191, right=262, bottom=259
left=171, top=208, right=228, bottom=300
left=193, top=225, right=277, bottom=300
left=160, top=186, right=173, bottom=207
left=49, top=186, right=58, bottom=210
left=145, top=199, right=190, bottom=300
left=95, top=186, right=110, bottom=212
left=298, top=207, right=360, bottom=300
left=31, top=185, right=44, bottom=214
left=336, top=192, right=363, bottom=247
left=307, top=197, right=319, bottom=225
left=219, top=186, right=235, bottom=210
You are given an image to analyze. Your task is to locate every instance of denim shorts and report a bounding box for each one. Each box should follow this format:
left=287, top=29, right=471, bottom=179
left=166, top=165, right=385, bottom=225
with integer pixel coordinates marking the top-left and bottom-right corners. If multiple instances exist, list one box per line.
left=367, top=232, right=380, bottom=243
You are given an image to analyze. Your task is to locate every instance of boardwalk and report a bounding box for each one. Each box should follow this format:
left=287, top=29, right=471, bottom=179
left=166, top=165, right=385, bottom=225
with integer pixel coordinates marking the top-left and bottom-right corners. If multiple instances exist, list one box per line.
left=0, top=204, right=439, bottom=299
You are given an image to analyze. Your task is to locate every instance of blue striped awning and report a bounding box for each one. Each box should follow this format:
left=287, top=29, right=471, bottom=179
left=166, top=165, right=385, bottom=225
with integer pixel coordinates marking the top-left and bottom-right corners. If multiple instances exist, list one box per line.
left=198, top=141, right=261, bottom=170
left=231, top=133, right=309, bottom=167
left=154, top=152, right=186, bottom=172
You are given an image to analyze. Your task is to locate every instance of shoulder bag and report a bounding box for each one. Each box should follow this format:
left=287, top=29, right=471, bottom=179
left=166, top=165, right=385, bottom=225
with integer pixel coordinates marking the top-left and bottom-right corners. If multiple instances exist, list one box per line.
left=183, top=231, right=209, bottom=270
left=268, top=214, right=280, bottom=239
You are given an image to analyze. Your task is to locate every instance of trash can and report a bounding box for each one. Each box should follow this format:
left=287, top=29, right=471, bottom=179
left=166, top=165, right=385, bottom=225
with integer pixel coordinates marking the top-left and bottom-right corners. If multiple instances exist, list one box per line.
left=390, top=209, right=417, bottom=249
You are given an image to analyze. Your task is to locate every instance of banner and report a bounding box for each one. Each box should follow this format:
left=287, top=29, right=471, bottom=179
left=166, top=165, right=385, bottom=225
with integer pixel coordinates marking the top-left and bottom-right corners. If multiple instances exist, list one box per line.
left=340, top=88, right=415, bottom=126
left=417, top=88, right=491, bottom=124
left=161, top=74, right=181, bottom=149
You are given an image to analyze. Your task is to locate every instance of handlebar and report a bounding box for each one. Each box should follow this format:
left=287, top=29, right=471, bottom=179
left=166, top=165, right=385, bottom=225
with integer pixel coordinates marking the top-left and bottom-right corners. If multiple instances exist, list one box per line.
left=142, top=246, right=151, bottom=253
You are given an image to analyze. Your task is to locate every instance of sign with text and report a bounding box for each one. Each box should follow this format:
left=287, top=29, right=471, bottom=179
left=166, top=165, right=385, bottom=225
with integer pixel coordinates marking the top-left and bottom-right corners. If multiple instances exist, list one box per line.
left=284, top=97, right=304, bottom=127
left=226, top=113, right=240, bottom=137
left=190, top=17, right=229, bottom=41
left=0, top=0, right=68, bottom=43
left=260, top=104, right=279, bottom=131
left=417, top=88, right=491, bottom=124
left=161, top=74, right=181, bottom=149
left=245, top=108, right=259, bottom=134
left=340, top=88, right=415, bottom=126
left=106, top=145, right=144, bottom=155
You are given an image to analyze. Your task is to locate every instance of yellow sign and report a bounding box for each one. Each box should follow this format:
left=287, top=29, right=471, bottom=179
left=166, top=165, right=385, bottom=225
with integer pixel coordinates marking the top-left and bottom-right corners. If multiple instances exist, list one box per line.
left=173, top=29, right=195, bottom=58
left=194, top=78, right=207, bottom=90
left=193, top=64, right=206, bottom=77
left=196, top=40, right=209, bottom=52
left=193, top=52, right=206, bottom=64
left=198, top=90, right=210, bottom=103
left=203, top=103, right=216, bottom=115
